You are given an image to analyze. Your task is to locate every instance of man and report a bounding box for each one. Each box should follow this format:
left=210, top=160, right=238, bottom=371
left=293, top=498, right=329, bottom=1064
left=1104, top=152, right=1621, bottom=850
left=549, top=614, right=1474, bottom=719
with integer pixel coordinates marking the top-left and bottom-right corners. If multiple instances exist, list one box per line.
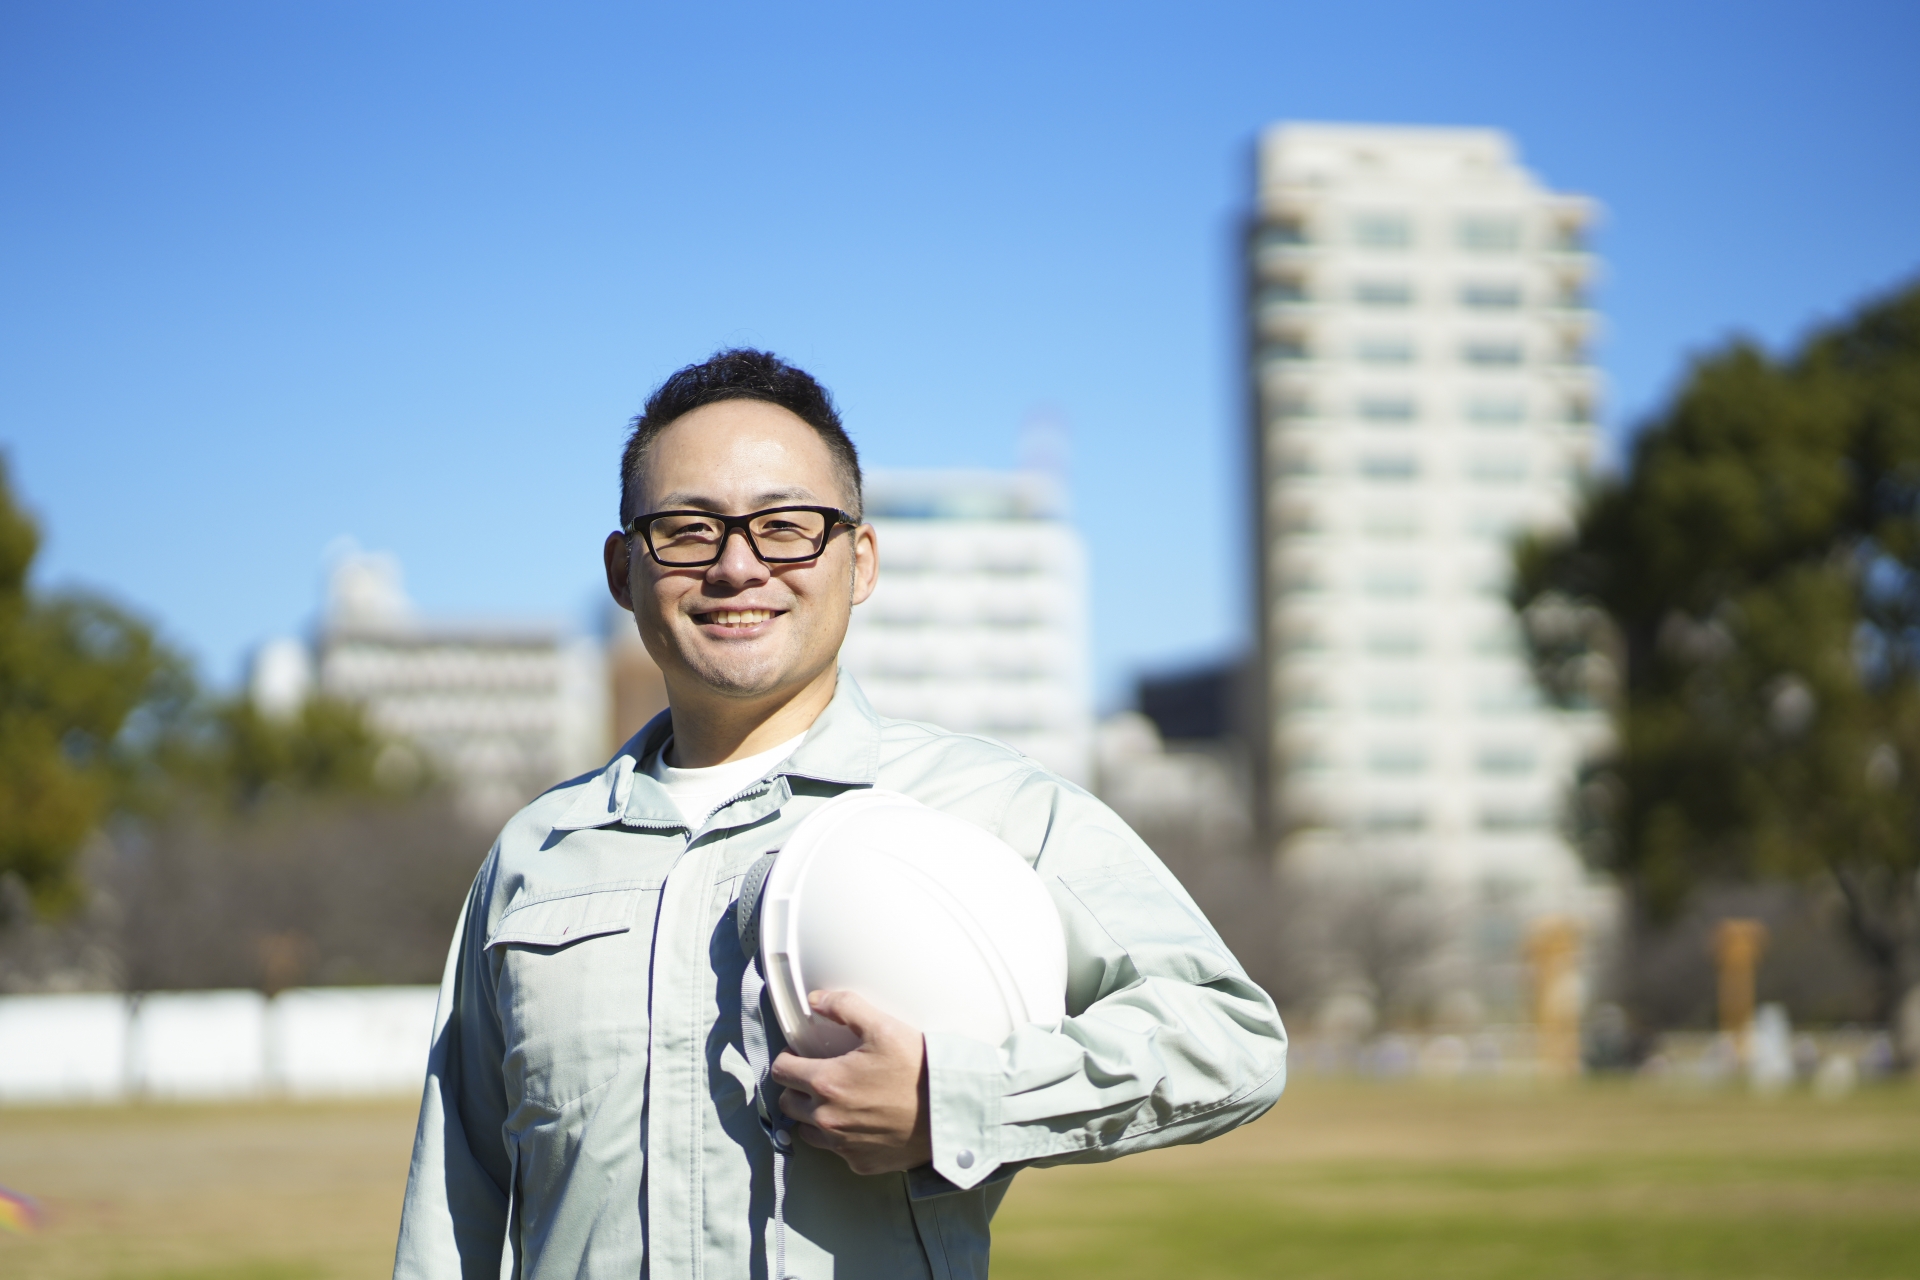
left=394, top=349, right=1287, bottom=1280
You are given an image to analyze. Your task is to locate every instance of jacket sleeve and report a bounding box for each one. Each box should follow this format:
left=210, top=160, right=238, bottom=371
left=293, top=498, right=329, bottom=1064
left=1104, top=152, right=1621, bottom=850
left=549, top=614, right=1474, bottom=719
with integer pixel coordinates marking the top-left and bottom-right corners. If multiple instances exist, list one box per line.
left=393, top=849, right=513, bottom=1279
left=914, top=772, right=1287, bottom=1194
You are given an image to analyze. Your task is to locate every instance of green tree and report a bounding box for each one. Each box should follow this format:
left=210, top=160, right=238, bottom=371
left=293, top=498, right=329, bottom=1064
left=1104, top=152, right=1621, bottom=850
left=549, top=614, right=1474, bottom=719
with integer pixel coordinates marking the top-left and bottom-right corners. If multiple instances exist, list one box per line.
left=192, top=695, right=411, bottom=806
left=0, top=458, right=419, bottom=921
left=0, top=458, right=189, bottom=914
left=1515, top=280, right=1920, bottom=1024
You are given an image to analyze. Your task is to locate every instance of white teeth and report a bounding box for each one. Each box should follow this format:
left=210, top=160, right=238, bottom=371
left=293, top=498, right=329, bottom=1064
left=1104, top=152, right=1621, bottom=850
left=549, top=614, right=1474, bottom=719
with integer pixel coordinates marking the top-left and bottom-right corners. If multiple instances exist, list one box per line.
left=706, top=609, right=773, bottom=626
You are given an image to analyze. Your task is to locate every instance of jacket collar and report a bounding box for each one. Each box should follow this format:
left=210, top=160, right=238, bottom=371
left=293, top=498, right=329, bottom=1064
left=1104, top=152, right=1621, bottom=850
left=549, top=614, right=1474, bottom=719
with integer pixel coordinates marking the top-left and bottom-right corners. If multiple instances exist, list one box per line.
left=549, top=669, right=882, bottom=834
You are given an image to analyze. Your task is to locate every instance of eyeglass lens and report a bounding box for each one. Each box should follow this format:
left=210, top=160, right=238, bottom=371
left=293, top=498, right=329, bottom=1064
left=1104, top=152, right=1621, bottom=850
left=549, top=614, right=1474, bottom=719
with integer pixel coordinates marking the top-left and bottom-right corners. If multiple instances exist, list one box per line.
left=648, top=509, right=832, bottom=565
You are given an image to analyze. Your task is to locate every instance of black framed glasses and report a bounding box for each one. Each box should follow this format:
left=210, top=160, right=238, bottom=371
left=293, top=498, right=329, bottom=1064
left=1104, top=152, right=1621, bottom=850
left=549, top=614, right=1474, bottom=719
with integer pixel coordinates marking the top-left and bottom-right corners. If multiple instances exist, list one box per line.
left=624, top=505, right=858, bottom=567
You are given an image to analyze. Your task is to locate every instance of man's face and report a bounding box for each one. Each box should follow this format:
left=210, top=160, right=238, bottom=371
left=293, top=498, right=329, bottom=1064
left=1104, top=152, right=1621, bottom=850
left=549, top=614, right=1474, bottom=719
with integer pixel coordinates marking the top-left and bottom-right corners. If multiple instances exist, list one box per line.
left=606, top=399, right=877, bottom=704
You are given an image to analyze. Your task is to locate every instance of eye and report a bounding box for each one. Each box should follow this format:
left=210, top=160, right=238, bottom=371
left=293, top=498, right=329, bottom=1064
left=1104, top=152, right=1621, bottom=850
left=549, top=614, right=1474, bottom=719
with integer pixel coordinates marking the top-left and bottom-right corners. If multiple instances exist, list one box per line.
left=751, top=511, right=826, bottom=543
left=654, top=515, right=722, bottom=542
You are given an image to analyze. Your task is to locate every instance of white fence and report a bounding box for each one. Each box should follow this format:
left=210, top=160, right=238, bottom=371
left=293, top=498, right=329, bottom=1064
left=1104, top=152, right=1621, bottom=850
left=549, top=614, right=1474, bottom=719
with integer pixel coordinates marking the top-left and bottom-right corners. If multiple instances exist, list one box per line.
left=0, top=986, right=439, bottom=1104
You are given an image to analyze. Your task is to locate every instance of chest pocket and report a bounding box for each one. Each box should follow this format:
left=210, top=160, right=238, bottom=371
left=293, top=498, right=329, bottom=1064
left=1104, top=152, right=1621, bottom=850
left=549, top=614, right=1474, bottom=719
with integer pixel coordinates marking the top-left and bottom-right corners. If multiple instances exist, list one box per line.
left=486, top=883, right=660, bottom=1112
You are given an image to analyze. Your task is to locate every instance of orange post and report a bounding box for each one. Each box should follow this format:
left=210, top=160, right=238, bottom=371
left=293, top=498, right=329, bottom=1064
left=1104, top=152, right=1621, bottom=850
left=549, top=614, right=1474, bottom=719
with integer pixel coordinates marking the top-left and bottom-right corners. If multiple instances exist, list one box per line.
left=1712, top=918, right=1768, bottom=1061
left=1525, top=915, right=1583, bottom=1078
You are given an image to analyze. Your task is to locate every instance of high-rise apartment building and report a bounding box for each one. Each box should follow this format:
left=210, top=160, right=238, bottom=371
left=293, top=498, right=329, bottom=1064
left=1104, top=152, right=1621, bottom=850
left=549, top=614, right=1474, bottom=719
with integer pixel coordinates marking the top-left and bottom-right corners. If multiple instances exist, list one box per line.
left=839, top=470, right=1093, bottom=786
left=1248, top=125, right=1609, bottom=965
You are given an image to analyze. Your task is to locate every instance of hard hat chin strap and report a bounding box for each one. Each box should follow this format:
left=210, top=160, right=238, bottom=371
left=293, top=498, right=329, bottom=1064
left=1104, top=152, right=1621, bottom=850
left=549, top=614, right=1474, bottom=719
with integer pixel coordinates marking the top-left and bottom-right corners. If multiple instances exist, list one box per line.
left=738, top=852, right=797, bottom=1280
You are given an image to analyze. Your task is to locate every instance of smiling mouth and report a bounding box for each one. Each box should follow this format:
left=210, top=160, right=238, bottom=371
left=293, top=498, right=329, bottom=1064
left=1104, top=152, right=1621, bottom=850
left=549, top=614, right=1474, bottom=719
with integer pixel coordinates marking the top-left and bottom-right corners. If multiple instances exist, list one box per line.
left=693, top=608, right=782, bottom=627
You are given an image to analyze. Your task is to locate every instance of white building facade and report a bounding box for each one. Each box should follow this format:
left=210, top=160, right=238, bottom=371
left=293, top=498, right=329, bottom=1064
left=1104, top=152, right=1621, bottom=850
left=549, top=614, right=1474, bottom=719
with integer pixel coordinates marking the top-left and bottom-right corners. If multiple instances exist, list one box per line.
left=1249, top=125, right=1611, bottom=991
left=839, top=470, right=1094, bottom=787
left=256, top=552, right=609, bottom=818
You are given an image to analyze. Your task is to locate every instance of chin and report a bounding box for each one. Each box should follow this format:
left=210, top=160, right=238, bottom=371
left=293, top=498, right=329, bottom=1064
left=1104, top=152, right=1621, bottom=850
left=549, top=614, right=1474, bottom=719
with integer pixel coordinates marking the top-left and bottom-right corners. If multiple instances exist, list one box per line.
left=684, top=649, right=797, bottom=699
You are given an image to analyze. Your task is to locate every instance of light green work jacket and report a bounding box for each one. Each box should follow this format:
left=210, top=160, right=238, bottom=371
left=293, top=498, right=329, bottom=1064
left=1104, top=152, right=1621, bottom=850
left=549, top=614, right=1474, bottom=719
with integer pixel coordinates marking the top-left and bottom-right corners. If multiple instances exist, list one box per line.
left=393, top=673, right=1287, bottom=1280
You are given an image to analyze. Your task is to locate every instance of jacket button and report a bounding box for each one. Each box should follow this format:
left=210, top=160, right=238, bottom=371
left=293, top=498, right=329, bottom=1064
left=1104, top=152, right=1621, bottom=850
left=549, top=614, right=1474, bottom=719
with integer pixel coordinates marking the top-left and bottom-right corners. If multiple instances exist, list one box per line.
left=956, top=1150, right=974, bottom=1169
left=773, top=1129, right=792, bottom=1150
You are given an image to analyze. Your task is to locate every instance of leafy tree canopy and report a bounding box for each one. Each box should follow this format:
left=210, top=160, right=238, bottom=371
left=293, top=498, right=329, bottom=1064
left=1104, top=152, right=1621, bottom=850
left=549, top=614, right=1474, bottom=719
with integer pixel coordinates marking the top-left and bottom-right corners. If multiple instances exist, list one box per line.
left=1515, top=279, right=1920, bottom=1018
left=0, top=459, right=189, bottom=912
left=0, top=458, right=416, bottom=918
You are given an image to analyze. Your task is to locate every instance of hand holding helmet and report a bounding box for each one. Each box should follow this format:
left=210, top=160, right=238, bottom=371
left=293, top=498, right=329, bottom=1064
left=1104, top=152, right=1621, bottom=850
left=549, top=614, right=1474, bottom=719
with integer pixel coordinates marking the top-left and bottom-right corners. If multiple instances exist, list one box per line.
left=744, top=789, right=1070, bottom=1175
left=768, top=990, right=932, bottom=1174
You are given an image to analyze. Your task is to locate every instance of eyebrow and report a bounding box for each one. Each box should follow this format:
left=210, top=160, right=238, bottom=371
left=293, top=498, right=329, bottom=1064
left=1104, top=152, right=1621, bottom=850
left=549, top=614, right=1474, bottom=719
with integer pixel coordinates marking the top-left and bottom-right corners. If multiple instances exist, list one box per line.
left=651, top=488, right=822, bottom=511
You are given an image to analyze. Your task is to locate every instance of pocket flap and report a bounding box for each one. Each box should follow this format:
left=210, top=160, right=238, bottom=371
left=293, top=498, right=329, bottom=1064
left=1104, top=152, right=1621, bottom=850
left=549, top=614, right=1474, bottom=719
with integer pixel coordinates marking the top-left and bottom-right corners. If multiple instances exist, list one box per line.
left=486, top=887, right=646, bottom=950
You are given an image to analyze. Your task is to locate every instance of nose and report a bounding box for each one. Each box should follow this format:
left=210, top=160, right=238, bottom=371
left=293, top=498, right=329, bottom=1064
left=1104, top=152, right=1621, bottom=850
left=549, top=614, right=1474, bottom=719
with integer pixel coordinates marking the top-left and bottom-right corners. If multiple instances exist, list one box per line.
left=705, top=526, right=770, bottom=589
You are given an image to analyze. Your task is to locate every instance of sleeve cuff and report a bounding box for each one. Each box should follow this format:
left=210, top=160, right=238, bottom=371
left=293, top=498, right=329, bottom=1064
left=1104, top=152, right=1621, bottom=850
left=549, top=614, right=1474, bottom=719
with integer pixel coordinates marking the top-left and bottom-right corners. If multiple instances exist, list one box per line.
left=922, top=1030, right=1003, bottom=1190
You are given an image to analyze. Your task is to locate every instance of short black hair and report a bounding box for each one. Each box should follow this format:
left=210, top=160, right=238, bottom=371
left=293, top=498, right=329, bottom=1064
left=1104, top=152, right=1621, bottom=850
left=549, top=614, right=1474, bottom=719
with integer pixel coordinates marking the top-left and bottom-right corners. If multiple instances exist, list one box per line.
left=620, top=349, right=862, bottom=524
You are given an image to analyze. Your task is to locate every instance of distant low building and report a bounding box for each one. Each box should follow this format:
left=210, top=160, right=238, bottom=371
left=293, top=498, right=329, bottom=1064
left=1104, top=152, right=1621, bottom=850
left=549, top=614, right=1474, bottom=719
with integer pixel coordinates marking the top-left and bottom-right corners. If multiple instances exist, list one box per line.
left=1136, top=657, right=1252, bottom=746
left=257, top=487, right=1091, bottom=812
left=840, top=470, right=1094, bottom=786
left=256, top=552, right=612, bottom=818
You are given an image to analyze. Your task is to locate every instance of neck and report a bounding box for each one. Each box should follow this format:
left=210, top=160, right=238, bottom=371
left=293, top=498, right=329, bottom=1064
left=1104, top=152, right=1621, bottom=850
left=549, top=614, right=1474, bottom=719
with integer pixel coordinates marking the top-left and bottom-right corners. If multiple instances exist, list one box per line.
left=662, top=665, right=837, bottom=769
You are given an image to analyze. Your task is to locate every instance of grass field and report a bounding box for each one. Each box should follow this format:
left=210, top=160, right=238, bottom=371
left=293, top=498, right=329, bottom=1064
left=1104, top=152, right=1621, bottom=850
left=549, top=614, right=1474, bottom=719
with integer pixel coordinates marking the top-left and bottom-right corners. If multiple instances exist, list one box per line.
left=2, top=1078, right=1917, bottom=1280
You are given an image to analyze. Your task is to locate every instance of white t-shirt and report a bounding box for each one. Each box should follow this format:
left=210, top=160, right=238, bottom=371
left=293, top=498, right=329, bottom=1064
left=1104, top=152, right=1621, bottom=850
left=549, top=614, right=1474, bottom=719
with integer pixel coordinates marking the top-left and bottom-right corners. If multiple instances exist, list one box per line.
left=645, top=732, right=808, bottom=828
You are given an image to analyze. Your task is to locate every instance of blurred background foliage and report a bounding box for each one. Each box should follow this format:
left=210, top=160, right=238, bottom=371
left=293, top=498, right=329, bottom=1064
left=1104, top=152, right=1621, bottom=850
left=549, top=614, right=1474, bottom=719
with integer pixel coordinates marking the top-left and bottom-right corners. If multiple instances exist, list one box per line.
left=1516, top=278, right=1920, bottom=1024
left=0, top=462, right=484, bottom=992
left=0, top=458, right=192, bottom=914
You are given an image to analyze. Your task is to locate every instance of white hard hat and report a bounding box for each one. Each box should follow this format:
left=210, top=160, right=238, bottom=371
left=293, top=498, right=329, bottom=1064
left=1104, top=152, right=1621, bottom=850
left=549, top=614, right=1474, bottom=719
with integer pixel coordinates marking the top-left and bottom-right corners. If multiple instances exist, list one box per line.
left=752, top=789, right=1068, bottom=1058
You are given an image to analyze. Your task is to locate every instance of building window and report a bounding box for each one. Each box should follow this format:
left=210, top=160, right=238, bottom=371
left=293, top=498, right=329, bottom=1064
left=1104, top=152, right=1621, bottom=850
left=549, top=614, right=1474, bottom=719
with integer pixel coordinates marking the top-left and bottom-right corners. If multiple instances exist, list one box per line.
left=1364, top=509, right=1421, bottom=538
left=1277, top=449, right=1318, bottom=478
left=1563, top=396, right=1595, bottom=425
left=1364, top=565, right=1423, bottom=598
left=1475, top=682, right=1540, bottom=714
left=1284, top=682, right=1332, bottom=711
left=1265, top=334, right=1311, bottom=364
left=1462, top=340, right=1524, bottom=368
left=1551, top=220, right=1587, bottom=252
left=1256, top=218, right=1309, bottom=251
left=1459, top=282, right=1523, bottom=310
left=1360, top=453, right=1420, bottom=481
left=1475, top=745, right=1536, bottom=775
left=1469, top=566, right=1512, bottom=597
left=1278, top=504, right=1321, bottom=534
left=1281, top=627, right=1326, bottom=653
left=1289, top=743, right=1334, bottom=773
left=1472, top=626, right=1522, bottom=657
left=1271, top=391, right=1314, bottom=419
left=1355, top=337, right=1416, bottom=365
left=1367, top=685, right=1426, bottom=716
left=1368, top=744, right=1428, bottom=775
left=1467, top=453, right=1528, bottom=483
left=1352, top=214, right=1413, bottom=249
left=1259, top=278, right=1309, bottom=306
left=1465, top=396, right=1526, bottom=426
left=1467, top=509, right=1522, bottom=538
left=1366, top=629, right=1423, bottom=658
left=1457, top=216, right=1522, bottom=252
left=1354, top=279, right=1414, bottom=307
left=1363, top=804, right=1427, bottom=833
left=1357, top=396, right=1418, bottom=424
left=1478, top=804, right=1548, bottom=832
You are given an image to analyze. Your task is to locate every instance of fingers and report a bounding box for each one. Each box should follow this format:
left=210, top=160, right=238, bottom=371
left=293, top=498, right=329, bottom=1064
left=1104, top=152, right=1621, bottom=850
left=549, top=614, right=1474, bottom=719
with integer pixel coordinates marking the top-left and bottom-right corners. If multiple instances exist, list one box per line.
left=768, top=1049, right=820, bottom=1092
left=778, top=1085, right=822, bottom=1127
left=807, top=988, right=886, bottom=1038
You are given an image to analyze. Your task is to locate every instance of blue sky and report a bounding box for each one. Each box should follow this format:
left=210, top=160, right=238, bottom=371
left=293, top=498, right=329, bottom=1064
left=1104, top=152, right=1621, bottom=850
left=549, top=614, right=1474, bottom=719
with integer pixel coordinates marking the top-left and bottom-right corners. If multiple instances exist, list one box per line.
left=3, top=1, right=1916, bottom=707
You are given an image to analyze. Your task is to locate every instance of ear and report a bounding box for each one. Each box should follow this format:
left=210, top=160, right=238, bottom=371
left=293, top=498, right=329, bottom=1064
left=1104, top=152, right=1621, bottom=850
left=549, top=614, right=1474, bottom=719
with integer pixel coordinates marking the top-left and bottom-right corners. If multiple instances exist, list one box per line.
left=604, top=531, right=636, bottom=611
left=849, top=523, right=879, bottom=606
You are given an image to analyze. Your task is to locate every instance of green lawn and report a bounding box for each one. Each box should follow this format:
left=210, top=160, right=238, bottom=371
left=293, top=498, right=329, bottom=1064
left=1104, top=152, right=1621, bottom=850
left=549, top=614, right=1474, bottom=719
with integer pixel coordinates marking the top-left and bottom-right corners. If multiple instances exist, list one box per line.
left=1, top=1078, right=1916, bottom=1280
left=992, top=1079, right=1920, bottom=1280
